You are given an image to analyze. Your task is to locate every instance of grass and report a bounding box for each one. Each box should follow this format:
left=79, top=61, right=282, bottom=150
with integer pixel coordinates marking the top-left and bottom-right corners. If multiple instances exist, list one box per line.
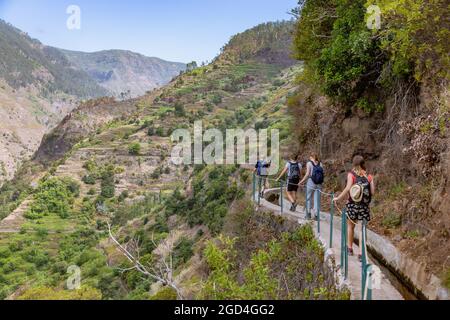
left=404, top=230, right=421, bottom=239
left=382, top=212, right=402, bottom=229
left=444, top=269, right=450, bottom=289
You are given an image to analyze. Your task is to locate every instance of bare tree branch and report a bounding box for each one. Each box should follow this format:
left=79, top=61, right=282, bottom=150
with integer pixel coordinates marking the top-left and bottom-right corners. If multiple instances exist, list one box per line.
left=107, top=222, right=184, bottom=300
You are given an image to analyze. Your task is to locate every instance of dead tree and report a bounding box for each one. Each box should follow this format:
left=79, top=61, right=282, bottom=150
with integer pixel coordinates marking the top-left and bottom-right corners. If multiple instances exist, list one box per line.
left=107, top=223, right=184, bottom=299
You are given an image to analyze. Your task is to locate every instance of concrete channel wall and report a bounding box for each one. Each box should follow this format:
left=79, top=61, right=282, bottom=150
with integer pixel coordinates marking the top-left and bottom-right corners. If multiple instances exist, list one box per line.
left=261, top=188, right=449, bottom=300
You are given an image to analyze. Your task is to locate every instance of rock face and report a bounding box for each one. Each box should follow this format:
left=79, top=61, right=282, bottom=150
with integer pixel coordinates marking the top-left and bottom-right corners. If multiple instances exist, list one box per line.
left=0, top=19, right=108, bottom=186
left=60, top=49, right=187, bottom=98
left=33, top=97, right=139, bottom=163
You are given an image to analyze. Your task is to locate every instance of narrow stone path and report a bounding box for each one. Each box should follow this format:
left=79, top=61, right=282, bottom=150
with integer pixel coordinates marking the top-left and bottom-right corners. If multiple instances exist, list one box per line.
left=256, top=188, right=404, bottom=300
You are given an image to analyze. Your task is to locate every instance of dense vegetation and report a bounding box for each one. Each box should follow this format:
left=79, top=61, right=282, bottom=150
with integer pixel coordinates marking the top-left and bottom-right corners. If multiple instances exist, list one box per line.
left=220, top=21, right=295, bottom=66
left=293, top=0, right=449, bottom=111
left=290, top=0, right=449, bottom=289
left=165, top=165, right=245, bottom=235
left=201, top=202, right=349, bottom=300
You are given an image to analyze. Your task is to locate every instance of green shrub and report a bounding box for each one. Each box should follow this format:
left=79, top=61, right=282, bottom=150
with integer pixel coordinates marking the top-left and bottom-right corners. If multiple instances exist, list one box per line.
left=382, top=212, right=402, bottom=228
left=17, top=286, right=102, bottom=300
left=150, top=287, right=177, bottom=300
left=25, top=177, right=80, bottom=220
left=173, top=238, right=194, bottom=268
left=128, top=143, right=141, bottom=155
left=174, top=102, right=186, bottom=117
left=82, top=175, right=96, bottom=185
left=444, top=269, right=450, bottom=289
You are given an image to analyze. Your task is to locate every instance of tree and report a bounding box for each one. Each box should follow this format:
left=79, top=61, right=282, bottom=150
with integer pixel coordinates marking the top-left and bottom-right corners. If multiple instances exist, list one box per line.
left=174, top=102, right=185, bottom=117
left=107, top=223, right=184, bottom=300
left=186, top=61, right=198, bottom=72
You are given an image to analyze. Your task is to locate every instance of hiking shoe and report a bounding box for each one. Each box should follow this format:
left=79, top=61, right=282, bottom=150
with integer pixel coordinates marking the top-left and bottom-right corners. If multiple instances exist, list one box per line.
left=293, top=203, right=298, bottom=212
left=289, top=204, right=295, bottom=212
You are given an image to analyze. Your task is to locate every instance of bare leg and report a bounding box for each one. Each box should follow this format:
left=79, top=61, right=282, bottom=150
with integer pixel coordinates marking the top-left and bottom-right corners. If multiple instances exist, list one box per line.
left=348, top=221, right=355, bottom=251
left=286, top=191, right=295, bottom=204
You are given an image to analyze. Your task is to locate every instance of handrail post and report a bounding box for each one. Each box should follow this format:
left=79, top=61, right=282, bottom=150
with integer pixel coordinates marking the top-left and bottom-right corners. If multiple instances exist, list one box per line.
left=361, top=222, right=368, bottom=300
left=330, top=193, right=334, bottom=249
left=344, top=216, right=348, bottom=279
left=252, top=172, right=256, bottom=202
left=280, top=181, right=284, bottom=214
left=341, top=208, right=348, bottom=280
left=257, top=176, right=262, bottom=206
left=341, top=209, right=344, bottom=274
left=317, top=190, right=321, bottom=234
left=305, top=186, right=310, bottom=219
left=366, top=265, right=373, bottom=300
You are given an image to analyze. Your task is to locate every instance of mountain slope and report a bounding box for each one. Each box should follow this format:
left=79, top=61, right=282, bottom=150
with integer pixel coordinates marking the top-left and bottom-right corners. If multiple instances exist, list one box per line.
left=0, top=20, right=108, bottom=98
left=0, top=21, right=337, bottom=301
left=0, top=19, right=110, bottom=186
left=60, top=49, right=186, bottom=98
left=0, top=19, right=184, bottom=187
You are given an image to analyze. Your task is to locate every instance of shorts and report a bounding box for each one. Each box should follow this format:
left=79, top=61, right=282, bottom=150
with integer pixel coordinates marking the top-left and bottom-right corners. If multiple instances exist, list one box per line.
left=287, top=177, right=300, bottom=192
left=346, top=203, right=371, bottom=223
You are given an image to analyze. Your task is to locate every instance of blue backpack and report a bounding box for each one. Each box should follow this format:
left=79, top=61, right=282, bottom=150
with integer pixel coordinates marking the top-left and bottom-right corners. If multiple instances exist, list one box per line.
left=310, top=162, right=324, bottom=185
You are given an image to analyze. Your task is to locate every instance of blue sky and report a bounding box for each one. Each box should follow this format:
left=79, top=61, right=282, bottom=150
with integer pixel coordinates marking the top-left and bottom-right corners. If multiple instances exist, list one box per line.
left=0, top=0, right=297, bottom=63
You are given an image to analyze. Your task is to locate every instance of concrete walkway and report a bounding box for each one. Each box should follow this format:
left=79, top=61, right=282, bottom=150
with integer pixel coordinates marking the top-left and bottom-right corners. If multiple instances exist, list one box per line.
left=255, top=188, right=404, bottom=300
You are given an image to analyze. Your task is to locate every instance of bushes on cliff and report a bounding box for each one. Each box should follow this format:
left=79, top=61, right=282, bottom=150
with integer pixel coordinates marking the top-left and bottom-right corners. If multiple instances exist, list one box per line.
left=293, top=0, right=449, bottom=108
left=25, top=177, right=80, bottom=220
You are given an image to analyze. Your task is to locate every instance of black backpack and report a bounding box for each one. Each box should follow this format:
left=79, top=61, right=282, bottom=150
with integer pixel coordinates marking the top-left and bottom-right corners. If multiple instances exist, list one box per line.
left=288, top=162, right=300, bottom=179
left=351, top=172, right=372, bottom=205
left=310, top=162, right=324, bottom=185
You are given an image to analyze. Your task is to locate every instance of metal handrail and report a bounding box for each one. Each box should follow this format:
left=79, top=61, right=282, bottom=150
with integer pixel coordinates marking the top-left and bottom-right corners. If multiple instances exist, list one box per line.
left=252, top=173, right=374, bottom=299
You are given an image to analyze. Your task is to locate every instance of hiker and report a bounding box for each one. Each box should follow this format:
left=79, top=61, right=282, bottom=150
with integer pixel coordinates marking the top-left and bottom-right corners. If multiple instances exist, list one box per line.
left=276, top=153, right=302, bottom=212
left=333, top=155, right=375, bottom=261
left=299, top=153, right=324, bottom=220
left=254, top=157, right=271, bottom=197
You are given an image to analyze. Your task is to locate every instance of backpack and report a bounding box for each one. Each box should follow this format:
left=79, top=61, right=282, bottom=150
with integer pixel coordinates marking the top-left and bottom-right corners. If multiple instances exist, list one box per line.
left=288, top=162, right=300, bottom=179
left=349, top=172, right=372, bottom=205
left=256, top=161, right=262, bottom=176
left=256, top=160, right=269, bottom=176
left=310, top=161, right=324, bottom=185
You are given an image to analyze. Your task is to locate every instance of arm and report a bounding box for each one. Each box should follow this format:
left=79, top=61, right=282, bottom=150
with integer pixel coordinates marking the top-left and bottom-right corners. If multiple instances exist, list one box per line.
left=370, top=178, right=375, bottom=196
left=276, top=167, right=288, bottom=181
left=334, top=173, right=353, bottom=202
left=299, top=164, right=311, bottom=185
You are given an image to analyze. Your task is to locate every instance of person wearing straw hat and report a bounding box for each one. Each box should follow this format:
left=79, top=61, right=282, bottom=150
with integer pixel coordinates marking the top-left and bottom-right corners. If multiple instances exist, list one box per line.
left=276, top=153, right=302, bottom=212
left=333, top=155, right=375, bottom=261
left=299, top=153, right=324, bottom=220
